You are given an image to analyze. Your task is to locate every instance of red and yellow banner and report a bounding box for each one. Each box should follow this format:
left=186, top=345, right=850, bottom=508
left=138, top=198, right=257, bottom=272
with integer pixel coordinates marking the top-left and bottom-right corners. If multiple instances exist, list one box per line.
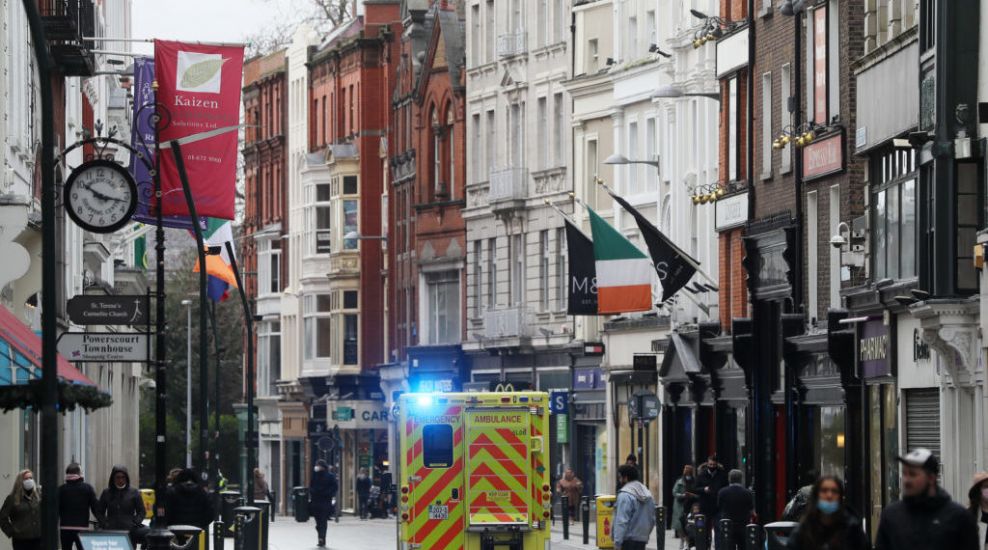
left=154, top=40, right=244, bottom=220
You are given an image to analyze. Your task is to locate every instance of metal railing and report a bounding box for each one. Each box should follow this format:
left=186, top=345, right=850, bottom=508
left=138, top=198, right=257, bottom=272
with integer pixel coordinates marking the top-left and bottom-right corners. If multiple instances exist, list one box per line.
left=497, top=32, right=528, bottom=57
left=488, top=167, right=528, bottom=203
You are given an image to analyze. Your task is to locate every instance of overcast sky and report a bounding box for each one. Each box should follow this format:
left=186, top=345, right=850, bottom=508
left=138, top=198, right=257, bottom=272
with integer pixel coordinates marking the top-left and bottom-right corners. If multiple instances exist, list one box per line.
left=131, top=0, right=297, bottom=56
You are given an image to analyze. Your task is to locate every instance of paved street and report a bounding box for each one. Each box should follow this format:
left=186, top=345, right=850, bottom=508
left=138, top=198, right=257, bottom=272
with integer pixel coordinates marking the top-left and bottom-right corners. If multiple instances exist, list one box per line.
left=266, top=515, right=680, bottom=550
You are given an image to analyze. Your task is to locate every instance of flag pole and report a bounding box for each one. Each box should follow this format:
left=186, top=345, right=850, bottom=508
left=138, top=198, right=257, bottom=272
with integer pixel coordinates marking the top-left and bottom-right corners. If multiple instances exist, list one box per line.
left=595, top=177, right=720, bottom=288
left=543, top=198, right=579, bottom=227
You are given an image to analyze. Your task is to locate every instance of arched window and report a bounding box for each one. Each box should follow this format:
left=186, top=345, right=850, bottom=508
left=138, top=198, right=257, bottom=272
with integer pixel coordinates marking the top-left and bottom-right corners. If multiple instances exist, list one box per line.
left=431, top=107, right=441, bottom=199
left=446, top=107, right=455, bottom=200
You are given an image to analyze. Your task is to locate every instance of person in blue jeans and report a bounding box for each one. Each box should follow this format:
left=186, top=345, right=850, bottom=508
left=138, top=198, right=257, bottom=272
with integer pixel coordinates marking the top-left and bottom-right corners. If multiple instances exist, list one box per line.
left=613, top=464, right=656, bottom=550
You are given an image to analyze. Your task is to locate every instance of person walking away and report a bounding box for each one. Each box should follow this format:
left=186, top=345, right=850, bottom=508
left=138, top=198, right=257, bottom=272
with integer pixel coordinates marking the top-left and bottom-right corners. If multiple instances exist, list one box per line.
left=613, top=464, right=656, bottom=550
left=254, top=468, right=271, bottom=502
left=0, top=470, right=41, bottom=550
left=696, top=455, right=727, bottom=526
left=556, top=468, right=583, bottom=524
left=97, top=465, right=148, bottom=548
left=356, top=468, right=371, bottom=520
left=672, top=465, right=698, bottom=548
left=716, top=469, right=754, bottom=550
left=164, top=469, right=215, bottom=533
left=310, top=460, right=338, bottom=547
left=967, top=471, right=988, bottom=549
left=875, top=448, right=979, bottom=550
left=786, top=476, right=869, bottom=550
left=59, top=463, right=98, bottom=550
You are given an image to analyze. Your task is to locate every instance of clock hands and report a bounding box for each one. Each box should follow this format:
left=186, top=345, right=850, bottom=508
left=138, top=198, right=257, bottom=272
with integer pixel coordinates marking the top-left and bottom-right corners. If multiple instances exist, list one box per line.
left=87, top=184, right=127, bottom=204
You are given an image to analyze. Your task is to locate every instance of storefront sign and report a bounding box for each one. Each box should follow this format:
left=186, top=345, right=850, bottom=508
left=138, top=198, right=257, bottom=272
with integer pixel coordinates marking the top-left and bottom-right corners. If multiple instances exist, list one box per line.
left=802, top=133, right=844, bottom=181
left=715, top=192, right=748, bottom=231
left=860, top=320, right=890, bottom=378
left=573, top=367, right=603, bottom=390
left=556, top=414, right=569, bottom=444
left=328, top=401, right=390, bottom=430
left=549, top=391, right=569, bottom=415
left=716, top=27, right=749, bottom=77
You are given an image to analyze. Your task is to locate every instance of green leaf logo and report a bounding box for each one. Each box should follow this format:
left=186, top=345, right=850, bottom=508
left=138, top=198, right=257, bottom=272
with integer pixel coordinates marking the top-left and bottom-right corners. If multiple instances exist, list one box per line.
left=180, top=58, right=227, bottom=89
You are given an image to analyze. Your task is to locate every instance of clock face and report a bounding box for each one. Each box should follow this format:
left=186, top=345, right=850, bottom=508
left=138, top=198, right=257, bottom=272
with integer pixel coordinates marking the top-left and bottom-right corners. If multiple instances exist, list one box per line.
left=65, top=160, right=138, bottom=233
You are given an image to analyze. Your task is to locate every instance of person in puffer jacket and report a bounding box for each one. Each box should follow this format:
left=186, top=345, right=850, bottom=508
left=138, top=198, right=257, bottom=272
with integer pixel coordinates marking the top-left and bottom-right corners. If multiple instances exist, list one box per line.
left=613, top=464, right=656, bottom=550
left=96, top=465, right=147, bottom=547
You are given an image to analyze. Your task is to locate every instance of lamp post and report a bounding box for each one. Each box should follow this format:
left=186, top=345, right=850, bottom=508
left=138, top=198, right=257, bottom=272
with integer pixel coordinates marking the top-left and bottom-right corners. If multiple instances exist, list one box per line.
left=182, top=299, right=193, bottom=468
left=603, top=153, right=660, bottom=169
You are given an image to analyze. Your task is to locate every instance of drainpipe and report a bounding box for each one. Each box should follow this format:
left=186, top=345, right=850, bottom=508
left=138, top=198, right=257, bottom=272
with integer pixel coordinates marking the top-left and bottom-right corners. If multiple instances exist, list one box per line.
left=746, top=0, right=755, bottom=220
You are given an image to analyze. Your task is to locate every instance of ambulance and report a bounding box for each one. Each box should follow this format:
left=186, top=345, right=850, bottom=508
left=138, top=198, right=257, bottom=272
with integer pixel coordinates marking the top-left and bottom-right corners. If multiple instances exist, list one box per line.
left=398, top=391, right=552, bottom=550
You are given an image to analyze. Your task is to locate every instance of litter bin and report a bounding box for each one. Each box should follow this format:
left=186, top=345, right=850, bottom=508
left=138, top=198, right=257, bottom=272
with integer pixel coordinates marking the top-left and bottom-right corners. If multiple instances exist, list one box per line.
left=764, top=521, right=799, bottom=550
left=169, top=524, right=205, bottom=550
left=252, top=499, right=271, bottom=550
left=595, top=495, right=616, bottom=549
left=292, top=487, right=310, bottom=522
left=140, top=489, right=155, bottom=520
left=220, top=491, right=242, bottom=538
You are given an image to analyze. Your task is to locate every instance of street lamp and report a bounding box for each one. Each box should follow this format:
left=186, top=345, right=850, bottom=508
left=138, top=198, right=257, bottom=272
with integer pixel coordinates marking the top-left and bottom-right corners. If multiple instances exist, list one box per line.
left=604, top=153, right=660, bottom=169
left=343, top=231, right=387, bottom=241
left=181, top=299, right=192, bottom=468
left=651, top=85, right=720, bottom=101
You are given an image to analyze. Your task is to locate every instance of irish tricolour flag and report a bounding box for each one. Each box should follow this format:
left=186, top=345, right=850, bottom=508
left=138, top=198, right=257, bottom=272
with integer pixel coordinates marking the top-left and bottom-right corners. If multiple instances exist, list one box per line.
left=588, top=207, right=653, bottom=314
left=192, top=218, right=238, bottom=302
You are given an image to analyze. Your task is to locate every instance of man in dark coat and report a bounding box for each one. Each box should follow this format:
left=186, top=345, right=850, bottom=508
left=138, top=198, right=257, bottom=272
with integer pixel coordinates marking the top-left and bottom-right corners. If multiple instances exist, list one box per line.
left=695, top=454, right=728, bottom=520
left=164, top=469, right=214, bottom=531
left=356, top=468, right=371, bottom=520
left=876, top=449, right=979, bottom=550
left=716, top=469, right=753, bottom=550
left=96, top=465, right=147, bottom=547
left=309, top=460, right=338, bottom=547
left=58, top=463, right=98, bottom=550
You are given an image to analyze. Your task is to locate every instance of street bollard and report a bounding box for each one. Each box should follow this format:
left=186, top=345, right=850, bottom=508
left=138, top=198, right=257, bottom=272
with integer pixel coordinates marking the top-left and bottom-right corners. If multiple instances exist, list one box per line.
left=693, top=513, right=709, bottom=550
left=745, top=523, right=765, bottom=550
left=213, top=520, right=225, bottom=550
left=146, top=528, right=176, bottom=550
left=655, top=506, right=665, bottom=550
left=581, top=496, right=590, bottom=545
left=720, top=517, right=733, bottom=550
left=168, top=525, right=203, bottom=550
left=561, top=495, right=569, bottom=540
left=233, top=506, right=261, bottom=550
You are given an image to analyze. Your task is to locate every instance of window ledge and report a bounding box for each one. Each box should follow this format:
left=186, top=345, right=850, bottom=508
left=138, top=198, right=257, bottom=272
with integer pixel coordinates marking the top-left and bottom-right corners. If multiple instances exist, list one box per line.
left=781, top=165, right=792, bottom=176
left=760, top=172, right=773, bottom=182
left=758, top=5, right=773, bottom=19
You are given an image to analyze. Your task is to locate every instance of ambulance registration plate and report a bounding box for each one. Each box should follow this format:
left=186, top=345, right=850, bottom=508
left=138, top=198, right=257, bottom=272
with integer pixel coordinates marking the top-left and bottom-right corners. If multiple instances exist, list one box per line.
left=428, top=505, right=449, bottom=520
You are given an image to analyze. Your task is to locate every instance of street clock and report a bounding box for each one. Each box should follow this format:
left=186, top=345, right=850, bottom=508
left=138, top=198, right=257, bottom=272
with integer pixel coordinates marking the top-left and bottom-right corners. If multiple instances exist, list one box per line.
left=64, top=159, right=138, bottom=233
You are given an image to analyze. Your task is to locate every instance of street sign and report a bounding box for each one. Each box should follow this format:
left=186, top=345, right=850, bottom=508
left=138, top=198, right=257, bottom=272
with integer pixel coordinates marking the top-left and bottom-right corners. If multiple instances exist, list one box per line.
left=556, top=414, right=569, bottom=444
left=549, top=391, right=569, bottom=415
left=79, top=532, right=133, bottom=550
left=628, top=392, right=660, bottom=421
left=67, top=295, right=149, bottom=326
left=57, top=332, right=149, bottom=362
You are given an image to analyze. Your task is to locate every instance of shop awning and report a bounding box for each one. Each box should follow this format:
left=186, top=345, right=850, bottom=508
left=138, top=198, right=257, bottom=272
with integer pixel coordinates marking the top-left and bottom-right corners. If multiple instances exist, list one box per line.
left=0, top=305, right=95, bottom=387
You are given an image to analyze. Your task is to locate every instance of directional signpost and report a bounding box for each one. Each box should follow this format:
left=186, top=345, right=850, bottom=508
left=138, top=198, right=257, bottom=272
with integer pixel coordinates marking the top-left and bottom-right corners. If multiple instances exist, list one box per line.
left=57, top=332, right=149, bottom=362
left=67, top=295, right=149, bottom=326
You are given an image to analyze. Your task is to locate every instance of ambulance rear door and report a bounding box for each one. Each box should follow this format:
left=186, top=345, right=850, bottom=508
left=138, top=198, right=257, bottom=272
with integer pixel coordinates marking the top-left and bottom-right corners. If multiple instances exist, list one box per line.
left=464, top=407, right=534, bottom=528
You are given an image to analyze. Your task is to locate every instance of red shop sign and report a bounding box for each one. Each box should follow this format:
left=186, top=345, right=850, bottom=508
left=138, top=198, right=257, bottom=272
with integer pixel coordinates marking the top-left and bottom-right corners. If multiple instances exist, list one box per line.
left=802, top=133, right=844, bottom=181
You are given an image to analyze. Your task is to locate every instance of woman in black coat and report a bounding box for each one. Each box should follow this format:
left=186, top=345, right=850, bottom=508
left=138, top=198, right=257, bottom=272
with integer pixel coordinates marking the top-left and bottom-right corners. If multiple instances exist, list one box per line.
left=787, top=476, right=870, bottom=550
left=164, top=469, right=214, bottom=531
left=309, top=460, right=338, bottom=548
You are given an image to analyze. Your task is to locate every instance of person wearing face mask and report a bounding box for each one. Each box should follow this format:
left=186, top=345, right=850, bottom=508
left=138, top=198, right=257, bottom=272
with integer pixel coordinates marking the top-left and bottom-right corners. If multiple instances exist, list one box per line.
left=97, top=465, right=148, bottom=547
left=0, top=470, right=41, bottom=550
left=875, top=448, right=979, bottom=550
left=786, top=476, right=869, bottom=550
left=967, top=471, right=988, bottom=550
left=309, top=459, right=338, bottom=547
left=58, top=463, right=98, bottom=550
left=672, top=465, right=697, bottom=548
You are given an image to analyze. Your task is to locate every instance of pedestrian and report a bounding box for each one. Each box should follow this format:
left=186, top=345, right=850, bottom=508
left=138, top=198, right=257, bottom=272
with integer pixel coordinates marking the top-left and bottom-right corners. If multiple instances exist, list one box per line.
left=613, top=464, right=656, bottom=550
left=356, top=467, right=371, bottom=520
left=0, top=470, right=41, bottom=550
left=97, top=465, right=148, bottom=548
left=309, top=459, right=338, bottom=547
left=967, top=471, right=988, bottom=549
left=695, top=454, right=727, bottom=524
left=166, top=468, right=182, bottom=488
left=782, top=472, right=817, bottom=522
left=875, top=448, right=979, bottom=550
left=716, top=469, right=753, bottom=550
left=672, top=464, right=697, bottom=548
left=556, top=468, right=583, bottom=524
left=254, top=468, right=271, bottom=502
left=58, top=463, right=98, bottom=550
left=164, top=469, right=214, bottom=531
left=786, top=476, right=869, bottom=550
left=685, top=502, right=703, bottom=549
left=216, top=470, right=228, bottom=492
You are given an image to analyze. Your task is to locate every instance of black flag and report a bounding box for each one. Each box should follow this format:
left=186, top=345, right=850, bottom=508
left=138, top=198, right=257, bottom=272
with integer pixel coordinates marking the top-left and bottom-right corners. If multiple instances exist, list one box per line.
left=565, top=219, right=598, bottom=315
left=607, top=191, right=698, bottom=301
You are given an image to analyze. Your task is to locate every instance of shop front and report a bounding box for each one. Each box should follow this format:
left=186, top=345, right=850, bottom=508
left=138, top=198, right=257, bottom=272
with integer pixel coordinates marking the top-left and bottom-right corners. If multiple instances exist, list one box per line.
left=325, top=399, right=390, bottom=514
left=570, top=363, right=606, bottom=499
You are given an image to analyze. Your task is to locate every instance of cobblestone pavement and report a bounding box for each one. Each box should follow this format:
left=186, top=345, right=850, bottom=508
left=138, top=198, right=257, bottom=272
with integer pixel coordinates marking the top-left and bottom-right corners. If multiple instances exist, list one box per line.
left=266, top=514, right=681, bottom=549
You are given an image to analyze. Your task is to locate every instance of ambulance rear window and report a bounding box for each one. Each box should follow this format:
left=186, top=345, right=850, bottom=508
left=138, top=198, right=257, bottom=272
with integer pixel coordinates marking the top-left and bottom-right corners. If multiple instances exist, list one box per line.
left=423, top=424, right=454, bottom=468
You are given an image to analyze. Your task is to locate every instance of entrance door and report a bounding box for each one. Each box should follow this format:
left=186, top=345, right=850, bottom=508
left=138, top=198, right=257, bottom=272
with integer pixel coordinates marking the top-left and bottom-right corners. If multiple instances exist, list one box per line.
left=576, top=424, right=596, bottom=498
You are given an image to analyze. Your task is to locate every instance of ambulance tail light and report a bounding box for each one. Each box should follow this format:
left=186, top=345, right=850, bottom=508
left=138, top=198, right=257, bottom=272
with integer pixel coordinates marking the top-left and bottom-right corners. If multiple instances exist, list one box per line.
left=542, top=510, right=550, bottom=519
left=401, top=512, right=410, bottom=522
left=401, top=485, right=409, bottom=494
left=541, top=484, right=550, bottom=492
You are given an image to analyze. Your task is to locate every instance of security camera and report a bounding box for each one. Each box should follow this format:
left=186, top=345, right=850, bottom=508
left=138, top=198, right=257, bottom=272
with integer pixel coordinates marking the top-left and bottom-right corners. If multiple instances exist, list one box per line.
left=830, top=234, right=847, bottom=249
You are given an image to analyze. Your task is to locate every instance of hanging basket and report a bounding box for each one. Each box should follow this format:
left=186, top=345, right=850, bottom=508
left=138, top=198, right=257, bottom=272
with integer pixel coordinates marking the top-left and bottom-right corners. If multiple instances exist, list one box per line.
left=0, top=380, right=112, bottom=413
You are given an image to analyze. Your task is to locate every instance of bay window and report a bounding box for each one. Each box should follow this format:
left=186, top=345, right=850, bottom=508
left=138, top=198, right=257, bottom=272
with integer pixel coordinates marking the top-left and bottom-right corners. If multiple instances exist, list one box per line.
left=310, top=183, right=332, bottom=255
left=871, top=148, right=917, bottom=280
left=258, top=239, right=281, bottom=296
left=304, top=294, right=332, bottom=360
left=258, top=321, right=281, bottom=396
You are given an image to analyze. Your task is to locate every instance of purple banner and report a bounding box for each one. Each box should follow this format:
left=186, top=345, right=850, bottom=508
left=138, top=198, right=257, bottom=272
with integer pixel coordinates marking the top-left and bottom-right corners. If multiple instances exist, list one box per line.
left=130, top=57, right=201, bottom=229
left=573, top=367, right=603, bottom=390
left=860, top=319, right=890, bottom=378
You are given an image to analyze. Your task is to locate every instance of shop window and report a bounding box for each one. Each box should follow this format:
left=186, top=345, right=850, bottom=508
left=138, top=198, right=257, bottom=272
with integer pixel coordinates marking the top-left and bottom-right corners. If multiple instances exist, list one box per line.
left=423, top=424, right=454, bottom=468
left=871, top=148, right=917, bottom=280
